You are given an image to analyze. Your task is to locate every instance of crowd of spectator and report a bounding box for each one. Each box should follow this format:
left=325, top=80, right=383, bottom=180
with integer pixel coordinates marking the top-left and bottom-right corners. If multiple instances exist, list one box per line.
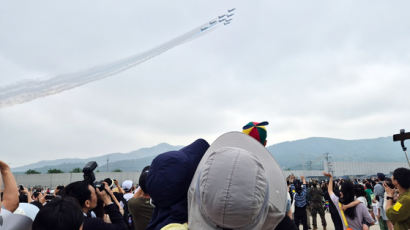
left=0, top=121, right=409, bottom=230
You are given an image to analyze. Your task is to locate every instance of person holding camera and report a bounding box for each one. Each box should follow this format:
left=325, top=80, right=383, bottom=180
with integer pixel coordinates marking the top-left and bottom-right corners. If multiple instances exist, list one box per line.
left=63, top=180, right=127, bottom=230
left=18, top=185, right=33, bottom=203
left=30, top=190, right=46, bottom=210
left=374, top=173, right=392, bottom=230
left=384, top=167, right=410, bottom=230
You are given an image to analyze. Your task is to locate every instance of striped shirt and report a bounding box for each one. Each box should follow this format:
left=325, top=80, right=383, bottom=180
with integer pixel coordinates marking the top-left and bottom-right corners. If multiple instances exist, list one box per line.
left=291, top=184, right=307, bottom=207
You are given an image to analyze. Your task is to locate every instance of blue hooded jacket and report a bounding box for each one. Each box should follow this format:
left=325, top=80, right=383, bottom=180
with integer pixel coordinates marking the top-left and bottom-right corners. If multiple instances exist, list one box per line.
left=145, top=138, right=209, bottom=230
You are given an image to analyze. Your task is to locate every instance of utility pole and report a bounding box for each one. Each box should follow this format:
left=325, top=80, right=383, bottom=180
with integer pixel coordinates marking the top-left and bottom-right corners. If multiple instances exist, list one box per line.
left=324, top=153, right=334, bottom=175
left=306, top=160, right=312, bottom=170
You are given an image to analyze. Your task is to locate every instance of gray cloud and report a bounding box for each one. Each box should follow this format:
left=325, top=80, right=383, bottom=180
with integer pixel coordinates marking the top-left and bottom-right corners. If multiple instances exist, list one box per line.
left=1, top=0, right=410, bottom=167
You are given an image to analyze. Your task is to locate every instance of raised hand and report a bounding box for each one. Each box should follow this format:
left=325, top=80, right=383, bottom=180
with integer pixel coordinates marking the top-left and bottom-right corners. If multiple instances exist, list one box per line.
left=323, top=172, right=332, bottom=178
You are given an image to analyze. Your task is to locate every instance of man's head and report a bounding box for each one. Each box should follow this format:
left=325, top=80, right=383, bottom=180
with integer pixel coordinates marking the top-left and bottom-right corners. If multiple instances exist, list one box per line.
left=242, top=121, right=269, bottom=146
left=55, top=185, right=65, bottom=196
left=19, top=193, right=28, bottom=203
left=139, top=166, right=150, bottom=193
left=63, top=181, right=97, bottom=212
left=32, top=197, right=84, bottom=230
left=392, top=167, right=410, bottom=190
left=377, top=173, right=386, bottom=182
left=122, top=180, right=133, bottom=193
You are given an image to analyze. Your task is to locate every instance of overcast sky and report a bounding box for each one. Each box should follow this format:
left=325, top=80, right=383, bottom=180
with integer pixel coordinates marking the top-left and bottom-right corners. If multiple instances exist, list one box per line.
left=1, top=0, right=410, bottom=167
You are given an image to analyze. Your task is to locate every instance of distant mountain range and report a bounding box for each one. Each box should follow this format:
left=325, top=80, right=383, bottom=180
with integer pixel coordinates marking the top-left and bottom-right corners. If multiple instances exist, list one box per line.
left=12, top=136, right=406, bottom=173
left=267, top=136, right=404, bottom=169
left=12, top=143, right=182, bottom=173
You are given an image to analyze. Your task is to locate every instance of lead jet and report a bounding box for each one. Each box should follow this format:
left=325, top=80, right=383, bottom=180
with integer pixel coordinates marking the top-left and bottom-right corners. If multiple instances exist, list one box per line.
left=227, top=8, right=235, bottom=13
left=218, top=14, right=226, bottom=19
left=201, top=26, right=208, bottom=31
left=209, top=20, right=217, bottom=25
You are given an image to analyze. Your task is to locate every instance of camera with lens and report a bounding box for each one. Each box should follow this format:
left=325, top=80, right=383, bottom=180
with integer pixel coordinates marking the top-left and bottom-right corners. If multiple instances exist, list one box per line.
left=82, top=161, right=106, bottom=192
left=33, top=190, right=40, bottom=199
left=45, top=194, right=55, bottom=201
left=94, top=180, right=107, bottom=192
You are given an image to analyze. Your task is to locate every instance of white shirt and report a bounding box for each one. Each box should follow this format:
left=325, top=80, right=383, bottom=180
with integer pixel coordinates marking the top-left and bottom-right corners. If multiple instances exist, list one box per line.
left=123, top=193, right=133, bottom=202
left=0, top=208, right=11, bottom=217
left=357, top=196, right=367, bottom=205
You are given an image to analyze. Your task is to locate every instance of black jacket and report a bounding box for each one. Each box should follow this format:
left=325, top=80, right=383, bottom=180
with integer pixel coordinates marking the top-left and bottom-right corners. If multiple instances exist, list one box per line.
left=275, top=216, right=298, bottom=230
left=84, top=203, right=127, bottom=230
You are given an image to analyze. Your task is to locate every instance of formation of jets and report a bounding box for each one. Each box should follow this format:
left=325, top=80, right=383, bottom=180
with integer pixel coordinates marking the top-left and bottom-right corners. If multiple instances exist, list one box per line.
left=200, top=8, right=236, bottom=31
left=218, top=8, right=235, bottom=26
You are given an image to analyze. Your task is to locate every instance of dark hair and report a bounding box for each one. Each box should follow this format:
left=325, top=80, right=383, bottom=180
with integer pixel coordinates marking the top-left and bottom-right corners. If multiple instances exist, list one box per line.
left=365, top=182, right=372, bottom=190
left=139, top=165, right=151, bottom=193
left=32, top=197, right=84, bottom=230
left=371, top=180, right=376, bottom=189
left=19, top=193, right=28, bottom=203
left=63, top=181, right=91, bottom=207
left=340, top=181, right=356, bottom=219
left=353, top=184, right=366, bottom=198
left=377, top=173, right=386, bottom=181
left=294, top=180, right=302, bottom=194
left=55, top=185, right=65, bottom=196
left=393, top=167, right=410, bottom=189
left=104, top=178, right=113, bottom=188
left=56, top=185, right=65, bottom=190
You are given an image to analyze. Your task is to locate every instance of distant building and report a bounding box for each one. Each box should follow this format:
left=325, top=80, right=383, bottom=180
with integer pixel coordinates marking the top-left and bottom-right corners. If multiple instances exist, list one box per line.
left=284, top=161, right=408, bottom=177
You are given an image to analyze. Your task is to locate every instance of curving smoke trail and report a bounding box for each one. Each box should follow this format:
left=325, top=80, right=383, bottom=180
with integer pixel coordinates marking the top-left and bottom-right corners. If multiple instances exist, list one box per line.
left=0, top=17, right=225, bottom=108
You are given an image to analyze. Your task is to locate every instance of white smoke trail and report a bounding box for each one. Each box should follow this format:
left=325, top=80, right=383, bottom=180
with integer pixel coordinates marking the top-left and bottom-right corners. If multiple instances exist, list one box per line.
left=0, top=18, right=223, bottom=108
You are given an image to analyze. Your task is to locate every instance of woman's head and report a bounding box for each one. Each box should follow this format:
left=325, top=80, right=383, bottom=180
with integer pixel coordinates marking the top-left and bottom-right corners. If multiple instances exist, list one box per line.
left=340, top=181, right=356, bottom=219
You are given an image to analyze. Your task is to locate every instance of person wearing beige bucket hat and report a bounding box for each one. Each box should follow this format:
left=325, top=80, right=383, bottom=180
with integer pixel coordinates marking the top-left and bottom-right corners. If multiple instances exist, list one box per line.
left=188, top=131, right=298, bottom=230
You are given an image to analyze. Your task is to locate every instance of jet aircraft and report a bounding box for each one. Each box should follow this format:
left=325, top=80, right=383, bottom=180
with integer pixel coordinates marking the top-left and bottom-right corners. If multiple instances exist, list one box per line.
left=225, top=18, right=232, bottom=22
left=227, top=13, right=234, bottom=17
left=209, top=20, right=217, bottom=25
left=224, top=22, right=230, bottom=25
left=218, top=14, right=226, bottom=19
left=201, top=27, right=208, bottom=31
left=218, top=19, right=225, bottom=23
left=228, top=8, right=235, bottom=12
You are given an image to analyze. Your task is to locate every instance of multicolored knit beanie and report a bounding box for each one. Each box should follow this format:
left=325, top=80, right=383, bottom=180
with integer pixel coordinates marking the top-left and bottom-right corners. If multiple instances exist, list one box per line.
left=242, top=121, right=269, bottom=146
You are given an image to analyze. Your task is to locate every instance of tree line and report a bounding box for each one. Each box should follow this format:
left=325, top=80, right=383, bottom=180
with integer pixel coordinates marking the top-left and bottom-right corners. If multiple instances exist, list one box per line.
left=24, top=168, right=123, bottom=174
